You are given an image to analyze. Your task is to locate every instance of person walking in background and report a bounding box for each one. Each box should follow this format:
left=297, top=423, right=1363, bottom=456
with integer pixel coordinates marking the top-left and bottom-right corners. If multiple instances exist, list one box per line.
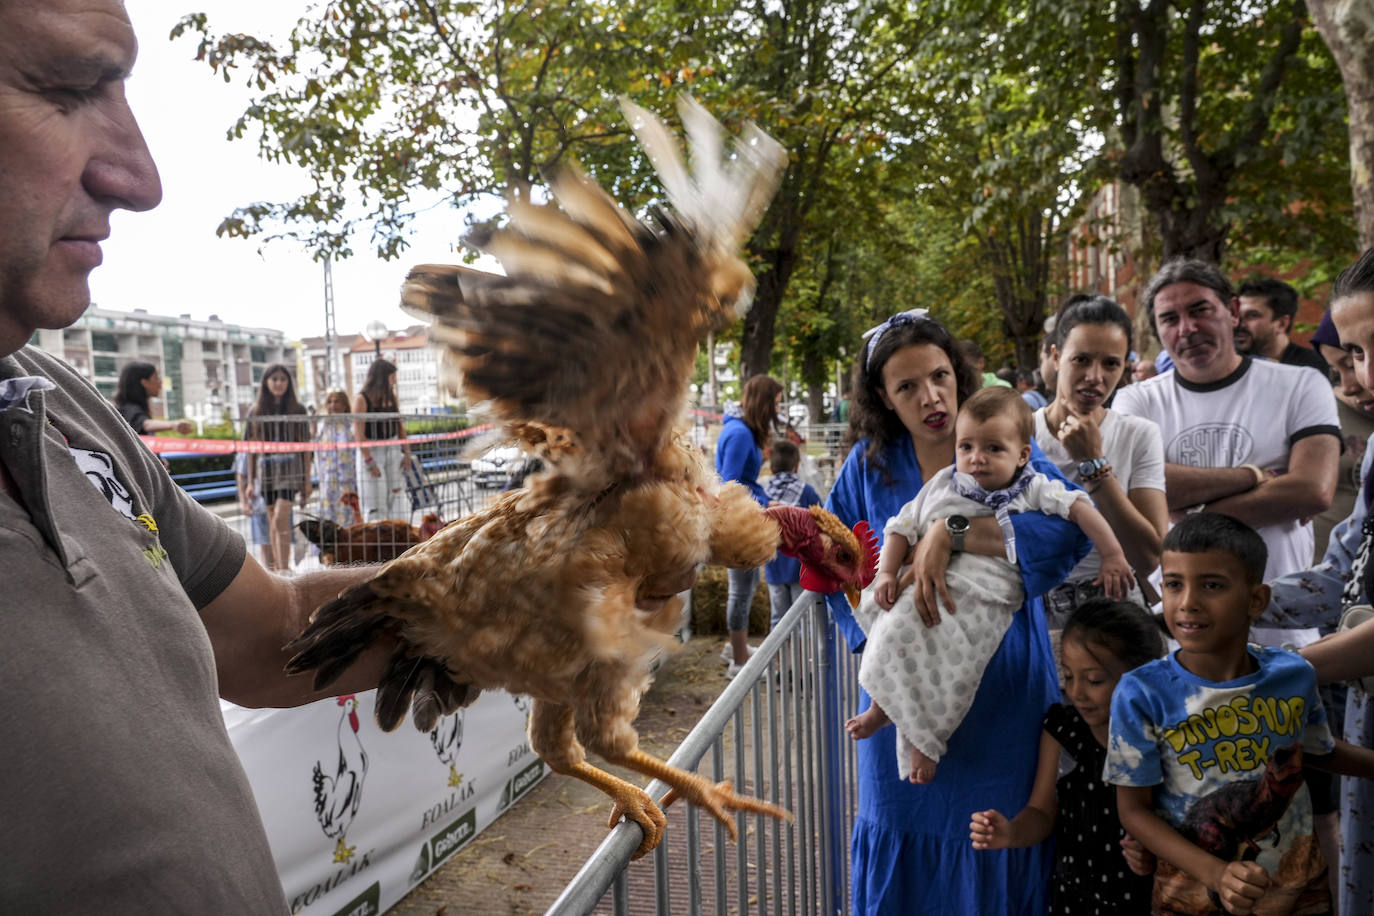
left=353, top=358, right=412, bottom=522
left=244, top=364, right=312, bottom=572
left=715, top=373, right=782, bottom=677
left=232, top=451, right=272, bottom=567
left=113, top=361, right=192, bottom=435
left=315, top=389, right=359, bottom=527
left=762, top=438, right=821, bottom=628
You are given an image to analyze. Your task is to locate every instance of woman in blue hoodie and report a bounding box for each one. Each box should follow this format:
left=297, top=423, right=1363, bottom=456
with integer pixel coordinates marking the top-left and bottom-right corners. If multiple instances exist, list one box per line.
left=715, top=373, right=783, bottom=675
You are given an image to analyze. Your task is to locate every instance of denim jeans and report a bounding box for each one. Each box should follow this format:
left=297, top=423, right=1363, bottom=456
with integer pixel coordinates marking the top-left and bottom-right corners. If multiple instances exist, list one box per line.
left=768, top=581, right=805, bottom=629
left=726, top=566, right=761, bottom=632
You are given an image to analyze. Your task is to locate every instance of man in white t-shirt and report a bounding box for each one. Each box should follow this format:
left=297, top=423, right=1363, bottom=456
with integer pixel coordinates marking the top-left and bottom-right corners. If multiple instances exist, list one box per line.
left=1112, top=259, right=1340, bottom=583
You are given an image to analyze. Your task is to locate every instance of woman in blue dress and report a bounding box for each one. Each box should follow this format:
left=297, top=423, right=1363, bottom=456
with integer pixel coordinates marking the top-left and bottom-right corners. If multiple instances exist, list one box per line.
left=825, top=310, right=1088, bottom=914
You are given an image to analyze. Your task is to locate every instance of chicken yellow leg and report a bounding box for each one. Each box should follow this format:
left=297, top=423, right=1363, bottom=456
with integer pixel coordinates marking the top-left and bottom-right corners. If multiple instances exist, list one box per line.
left=610, top=748, right=793, bottom=842
left=548, top=759, right=668, bottom=860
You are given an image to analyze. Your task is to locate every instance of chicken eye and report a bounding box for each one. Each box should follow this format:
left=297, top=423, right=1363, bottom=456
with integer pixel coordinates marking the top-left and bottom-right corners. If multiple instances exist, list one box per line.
left=836, top=549, right=853, bottom=564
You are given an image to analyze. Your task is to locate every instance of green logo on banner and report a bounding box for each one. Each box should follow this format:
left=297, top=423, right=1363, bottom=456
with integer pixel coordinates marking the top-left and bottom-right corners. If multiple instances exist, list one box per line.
left=508, top=759, right=544, bottom=805
left=430, top=809, right=477, bottom=867
left=330, top=882, right=380, bottom=916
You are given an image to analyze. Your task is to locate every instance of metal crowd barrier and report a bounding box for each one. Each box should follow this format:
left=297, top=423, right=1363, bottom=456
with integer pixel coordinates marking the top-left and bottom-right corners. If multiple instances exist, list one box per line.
left=547, top=593, right=860, bottom=916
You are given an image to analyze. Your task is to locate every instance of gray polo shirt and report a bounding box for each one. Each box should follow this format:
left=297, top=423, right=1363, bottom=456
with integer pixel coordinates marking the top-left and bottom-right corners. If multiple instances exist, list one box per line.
left=0, top=348, right=286, bottom=913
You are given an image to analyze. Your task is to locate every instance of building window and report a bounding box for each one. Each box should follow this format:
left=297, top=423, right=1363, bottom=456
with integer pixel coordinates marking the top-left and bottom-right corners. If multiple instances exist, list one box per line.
left=93, top=355, right=118, bottom=376
left=251, top=346, right=268, bottom=363
left=90, top=332, right=118, bottom=352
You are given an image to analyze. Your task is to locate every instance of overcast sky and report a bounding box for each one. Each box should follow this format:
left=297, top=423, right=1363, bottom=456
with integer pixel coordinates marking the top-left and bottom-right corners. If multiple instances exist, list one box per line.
left=90, top=1, right=471, bottom=340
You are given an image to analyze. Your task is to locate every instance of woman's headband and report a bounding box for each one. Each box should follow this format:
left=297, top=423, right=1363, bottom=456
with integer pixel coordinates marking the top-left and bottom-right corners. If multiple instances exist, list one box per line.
left=862, top=308, right=933, bottom=372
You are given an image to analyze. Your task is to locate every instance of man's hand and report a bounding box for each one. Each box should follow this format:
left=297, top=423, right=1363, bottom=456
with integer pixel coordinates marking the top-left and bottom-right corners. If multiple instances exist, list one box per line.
left=299, top=479, right=313, bottom=507
left=1214, top=860, right=1269, bottom=914
left=968, top=809, right=1012, bottom=850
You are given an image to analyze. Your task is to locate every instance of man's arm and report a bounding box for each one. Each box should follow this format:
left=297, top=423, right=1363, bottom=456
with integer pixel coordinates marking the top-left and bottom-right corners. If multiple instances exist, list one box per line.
left=1205, top=434, right=1338, bottom=528
left=1161, top=463, right=1262, bottom=511
left=1116, top=785, right=1270, bottom=914
left=200, top=552, right=391, bottom=708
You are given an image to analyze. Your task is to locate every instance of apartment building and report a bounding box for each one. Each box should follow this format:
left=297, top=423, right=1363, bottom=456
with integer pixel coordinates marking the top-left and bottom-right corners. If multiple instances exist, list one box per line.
left=29, top=306, right=296, bottom=424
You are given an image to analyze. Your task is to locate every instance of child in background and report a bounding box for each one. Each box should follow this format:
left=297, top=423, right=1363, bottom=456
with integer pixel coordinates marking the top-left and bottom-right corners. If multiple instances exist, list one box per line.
left=763, top=438, right=821, bottom=628
left=970, top=597, right=1162, bottom=915
left=845, top=387, right=1133, bottom=783
left=1106, top=513, right=1374, bottom=915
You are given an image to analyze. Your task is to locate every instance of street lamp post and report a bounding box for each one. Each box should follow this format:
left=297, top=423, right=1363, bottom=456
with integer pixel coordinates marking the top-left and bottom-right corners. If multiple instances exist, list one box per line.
left=362, top=320, right=388, bottom=359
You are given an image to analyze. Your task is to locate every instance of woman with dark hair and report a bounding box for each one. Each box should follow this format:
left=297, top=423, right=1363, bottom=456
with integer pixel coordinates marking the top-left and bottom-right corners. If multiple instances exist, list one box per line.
left=352, top=358, right=413, bottom=522
left=715, top=372, right=783, bottom=675
left=1034, top=295, right=1167, bottom=624
left=1267, top=244, right=1374, bottom=916
left=113, top=361, right=192, bottom=435
left=244, top=363, right=312, bottom=571
left=826, top=308, right=1088, bottom=914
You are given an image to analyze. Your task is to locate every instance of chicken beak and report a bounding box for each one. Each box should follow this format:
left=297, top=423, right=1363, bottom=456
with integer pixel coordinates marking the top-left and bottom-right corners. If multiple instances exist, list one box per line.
left=845, top=583, right=861, bottom=609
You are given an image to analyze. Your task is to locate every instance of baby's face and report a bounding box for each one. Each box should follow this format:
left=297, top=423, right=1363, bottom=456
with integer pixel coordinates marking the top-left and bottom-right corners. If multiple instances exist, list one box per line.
left=955, top=412, right=1030, bottom=490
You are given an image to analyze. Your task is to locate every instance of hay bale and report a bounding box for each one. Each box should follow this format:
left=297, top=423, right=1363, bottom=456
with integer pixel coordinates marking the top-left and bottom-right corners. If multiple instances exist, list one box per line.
left=690, top=565, right=771, bottom=635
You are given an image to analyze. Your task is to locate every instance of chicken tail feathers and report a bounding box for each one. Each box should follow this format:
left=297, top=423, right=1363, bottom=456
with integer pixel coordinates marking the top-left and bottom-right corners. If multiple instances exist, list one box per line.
left=284, top=583, right=388, bottom=691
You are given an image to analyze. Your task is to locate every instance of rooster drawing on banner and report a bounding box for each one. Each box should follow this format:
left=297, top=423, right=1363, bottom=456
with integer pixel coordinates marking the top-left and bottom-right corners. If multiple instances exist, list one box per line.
left=312, top=694, right=369, bottom=864
left=285, top=97, right=877, bottom=858
left=430, top=710, right=465, bottom=788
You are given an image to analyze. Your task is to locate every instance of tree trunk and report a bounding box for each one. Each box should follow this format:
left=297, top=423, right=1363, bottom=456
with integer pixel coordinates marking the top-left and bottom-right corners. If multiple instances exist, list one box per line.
left=740, top=246, right=797, bottom=381
left=1310, top=0, right=1374, bottom=250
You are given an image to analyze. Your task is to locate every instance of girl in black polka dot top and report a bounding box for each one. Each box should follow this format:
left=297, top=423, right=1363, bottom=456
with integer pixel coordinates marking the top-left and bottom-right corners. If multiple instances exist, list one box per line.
left=969, top=598, right=1165, bottom=914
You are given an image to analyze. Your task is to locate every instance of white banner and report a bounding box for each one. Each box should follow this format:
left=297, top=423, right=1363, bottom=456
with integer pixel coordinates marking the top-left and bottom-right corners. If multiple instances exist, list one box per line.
left=224, top=688, right=544, bottom=916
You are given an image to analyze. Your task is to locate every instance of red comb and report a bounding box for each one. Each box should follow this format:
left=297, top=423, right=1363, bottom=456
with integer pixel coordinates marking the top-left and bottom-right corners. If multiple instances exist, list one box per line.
left=854, top=521, right=879, bottom=587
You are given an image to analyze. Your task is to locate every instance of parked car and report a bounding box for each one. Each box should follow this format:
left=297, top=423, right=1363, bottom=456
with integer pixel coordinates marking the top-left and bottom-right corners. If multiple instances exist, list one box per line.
left=471, top=445, right=531, bottom=488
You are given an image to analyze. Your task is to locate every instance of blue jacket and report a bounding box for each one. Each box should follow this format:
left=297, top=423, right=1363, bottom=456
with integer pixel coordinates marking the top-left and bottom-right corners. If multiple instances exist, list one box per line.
left=714, top=415, right=768, bottom=506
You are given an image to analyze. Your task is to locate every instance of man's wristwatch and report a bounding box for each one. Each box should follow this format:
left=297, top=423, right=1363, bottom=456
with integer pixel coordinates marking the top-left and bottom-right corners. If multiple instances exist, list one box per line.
left=1077, top=456, right=1110, bottom=479
left=945, top=514, right=970, bottom=553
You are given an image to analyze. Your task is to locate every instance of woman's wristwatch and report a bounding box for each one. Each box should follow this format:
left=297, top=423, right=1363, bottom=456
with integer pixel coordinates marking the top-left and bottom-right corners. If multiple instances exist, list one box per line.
left=945, top=514, right=970, bottom=553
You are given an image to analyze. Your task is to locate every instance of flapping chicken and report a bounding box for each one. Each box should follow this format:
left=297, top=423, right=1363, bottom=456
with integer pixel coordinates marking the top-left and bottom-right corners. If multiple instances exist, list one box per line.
left=285, top=97, right=877, bottom=858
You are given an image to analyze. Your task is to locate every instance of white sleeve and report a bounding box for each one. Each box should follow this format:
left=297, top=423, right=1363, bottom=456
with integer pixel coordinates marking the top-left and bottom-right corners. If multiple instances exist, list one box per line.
left=1124, top=415, right=1166, bottom=492
left=1287, top=364, right=1340, bottom=444
left=1024, top=475, right=1087, bottom=520
left=884, top=481, right=934, bottom=541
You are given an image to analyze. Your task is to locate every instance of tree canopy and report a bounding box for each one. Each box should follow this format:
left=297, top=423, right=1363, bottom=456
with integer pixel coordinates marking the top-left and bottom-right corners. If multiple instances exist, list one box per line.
left=177, top=0, right=1356, bottom=391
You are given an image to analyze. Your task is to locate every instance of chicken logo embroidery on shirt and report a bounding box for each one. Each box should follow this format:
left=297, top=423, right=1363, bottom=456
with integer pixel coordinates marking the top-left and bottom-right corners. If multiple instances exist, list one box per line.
left=310, top=694, right=370, bottom=864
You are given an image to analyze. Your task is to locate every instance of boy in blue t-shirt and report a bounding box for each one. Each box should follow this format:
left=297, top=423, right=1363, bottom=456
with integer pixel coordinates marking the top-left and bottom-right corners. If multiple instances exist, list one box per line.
left=763, top=439, right=820, bottom=628
left=1106, top=513, right=1374, bottom=915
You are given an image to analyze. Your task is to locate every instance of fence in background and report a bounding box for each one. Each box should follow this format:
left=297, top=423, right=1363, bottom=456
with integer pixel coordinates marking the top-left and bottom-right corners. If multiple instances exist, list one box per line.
left=547, top=593, right=860, bottom=916
left=149, top=413, right=501, bottom=568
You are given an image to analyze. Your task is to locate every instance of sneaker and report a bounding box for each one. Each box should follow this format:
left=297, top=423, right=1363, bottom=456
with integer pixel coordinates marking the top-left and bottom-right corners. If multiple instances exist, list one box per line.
left=726, top=660, right=746, bottom=679
left=719, top=642, right=734, bottom=661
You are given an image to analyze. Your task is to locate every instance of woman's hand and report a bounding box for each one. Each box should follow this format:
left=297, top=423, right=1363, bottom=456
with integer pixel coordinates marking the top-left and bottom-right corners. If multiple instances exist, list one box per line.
left=364, top=455, right=381, bottom=478
left=1055, top=410, right=1103, bottom=463
left=1119, top=833, right=1156, bottom=876
left=1096, top=551, right=1135, bottom=600
left=969, top=810, right=1012, bottom=850
left=174, top=420, right=194, bottom=435
left=902, top=523, right=954, bottom=627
